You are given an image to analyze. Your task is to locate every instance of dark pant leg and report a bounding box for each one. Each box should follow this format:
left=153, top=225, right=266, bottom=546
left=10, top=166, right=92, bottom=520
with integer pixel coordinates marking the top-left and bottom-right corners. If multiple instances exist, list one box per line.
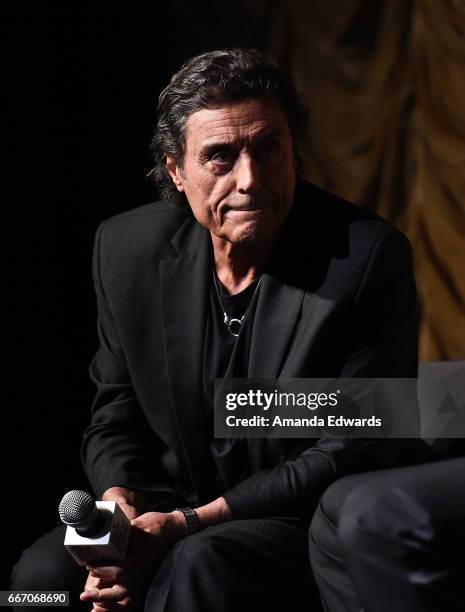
left=10, top=524, right=89, bottom=612
left=308, top=474, right=365, bottom=612
left=144, top=516, right=323, bottom=612
left=338, top=457, right=465, bottom=612
left=309, top=457, right=465, bottom=612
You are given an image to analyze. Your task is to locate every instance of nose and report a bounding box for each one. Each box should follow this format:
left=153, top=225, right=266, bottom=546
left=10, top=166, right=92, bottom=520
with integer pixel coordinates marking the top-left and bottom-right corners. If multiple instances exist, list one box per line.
left=235, top=153, right=261, bottom=195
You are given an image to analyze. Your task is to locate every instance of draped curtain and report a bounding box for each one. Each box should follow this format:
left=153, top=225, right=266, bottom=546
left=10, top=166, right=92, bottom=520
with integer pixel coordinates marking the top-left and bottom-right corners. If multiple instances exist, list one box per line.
left=262, top=0, right=465, bottom=360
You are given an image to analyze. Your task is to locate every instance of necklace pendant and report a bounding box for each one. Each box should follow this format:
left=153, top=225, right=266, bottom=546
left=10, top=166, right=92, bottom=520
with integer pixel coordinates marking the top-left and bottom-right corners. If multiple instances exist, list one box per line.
left=227, top=316, right=244, bottom=337
left=213, top=270, right=262, bottom=339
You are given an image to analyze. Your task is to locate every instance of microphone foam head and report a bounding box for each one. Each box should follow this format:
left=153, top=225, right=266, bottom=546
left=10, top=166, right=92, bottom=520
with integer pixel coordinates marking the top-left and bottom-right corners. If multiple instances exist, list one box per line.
left=58, top=490, right=96, bottom=525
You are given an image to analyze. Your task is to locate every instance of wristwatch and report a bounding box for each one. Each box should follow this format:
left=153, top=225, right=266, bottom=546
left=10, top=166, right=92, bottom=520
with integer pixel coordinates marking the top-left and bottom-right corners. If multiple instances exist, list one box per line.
left=174, top=507, right=203, bottom=535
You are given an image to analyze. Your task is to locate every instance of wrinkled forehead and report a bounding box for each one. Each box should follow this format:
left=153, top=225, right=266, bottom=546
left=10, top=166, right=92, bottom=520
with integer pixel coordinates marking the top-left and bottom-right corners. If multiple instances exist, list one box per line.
left=183, top=97, right=292, bottom=154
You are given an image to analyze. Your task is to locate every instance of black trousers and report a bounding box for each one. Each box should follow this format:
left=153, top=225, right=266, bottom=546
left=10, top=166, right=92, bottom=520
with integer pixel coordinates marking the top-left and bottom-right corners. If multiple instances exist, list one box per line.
left=309, top=457, right=465, bottom=612
left=10, top=516, right=322, bottom=612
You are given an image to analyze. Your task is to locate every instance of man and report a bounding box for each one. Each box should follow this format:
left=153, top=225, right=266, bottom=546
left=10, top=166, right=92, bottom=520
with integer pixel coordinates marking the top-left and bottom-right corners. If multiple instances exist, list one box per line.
left=10, top=48, right=429, bottom=611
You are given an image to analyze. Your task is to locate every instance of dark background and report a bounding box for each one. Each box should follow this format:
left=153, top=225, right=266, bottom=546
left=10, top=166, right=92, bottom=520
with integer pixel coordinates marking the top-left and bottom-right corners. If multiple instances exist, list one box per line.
left=4, top=2, right=267, bottom=585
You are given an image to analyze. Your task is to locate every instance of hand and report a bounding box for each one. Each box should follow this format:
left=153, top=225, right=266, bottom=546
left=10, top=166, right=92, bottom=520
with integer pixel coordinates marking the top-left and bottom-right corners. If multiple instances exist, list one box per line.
left=80, top=572, right=131, bottom=611
left=101, top=487, right=146, bottom=521
left=80, top=511, right=185, bottom=609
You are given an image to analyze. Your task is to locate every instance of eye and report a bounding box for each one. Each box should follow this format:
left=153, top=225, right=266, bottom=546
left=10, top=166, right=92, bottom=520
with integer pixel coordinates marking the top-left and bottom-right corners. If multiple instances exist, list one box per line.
left=211, top=150, right=234, bottom=165
left=257, top=141, right=280, bottom=160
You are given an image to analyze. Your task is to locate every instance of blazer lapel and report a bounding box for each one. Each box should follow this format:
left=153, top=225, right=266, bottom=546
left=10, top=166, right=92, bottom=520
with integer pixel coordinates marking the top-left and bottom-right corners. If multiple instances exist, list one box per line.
left=248, top=275, right=305, bottom=378
left=159, top=218, right=216, bottom=501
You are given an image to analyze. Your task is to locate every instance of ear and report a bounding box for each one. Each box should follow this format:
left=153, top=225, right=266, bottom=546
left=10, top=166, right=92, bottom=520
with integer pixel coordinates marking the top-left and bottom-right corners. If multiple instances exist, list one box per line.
left=166, top=155, right=185, bottom=192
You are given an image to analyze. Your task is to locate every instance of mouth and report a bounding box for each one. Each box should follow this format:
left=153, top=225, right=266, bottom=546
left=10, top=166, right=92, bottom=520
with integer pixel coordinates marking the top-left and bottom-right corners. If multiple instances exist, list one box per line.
left=219, top=202, right=265, bottom=225
left=228, top=207, right=261, bottom=212
left=224, top=208, right=263, bottom=223
left=224, top=204, right=263, bottom=213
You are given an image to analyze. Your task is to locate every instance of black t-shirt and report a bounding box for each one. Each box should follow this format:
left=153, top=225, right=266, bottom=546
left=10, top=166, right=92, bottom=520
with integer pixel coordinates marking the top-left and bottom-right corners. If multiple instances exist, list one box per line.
left=202, top=272, right=261, bottom=494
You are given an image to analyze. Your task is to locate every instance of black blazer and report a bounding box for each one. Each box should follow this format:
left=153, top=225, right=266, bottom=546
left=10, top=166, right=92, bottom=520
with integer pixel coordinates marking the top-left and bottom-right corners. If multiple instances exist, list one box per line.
left=81, top=178, right=428, bottom=519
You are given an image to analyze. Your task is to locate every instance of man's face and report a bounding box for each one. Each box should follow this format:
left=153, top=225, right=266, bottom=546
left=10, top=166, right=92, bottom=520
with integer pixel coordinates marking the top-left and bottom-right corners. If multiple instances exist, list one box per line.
left=166, top=96, right=296, bottom=246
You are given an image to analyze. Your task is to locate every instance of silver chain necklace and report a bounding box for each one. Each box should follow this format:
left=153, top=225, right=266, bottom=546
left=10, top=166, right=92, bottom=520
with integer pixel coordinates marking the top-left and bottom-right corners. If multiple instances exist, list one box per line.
left=212, top=270, right=263, bottom=337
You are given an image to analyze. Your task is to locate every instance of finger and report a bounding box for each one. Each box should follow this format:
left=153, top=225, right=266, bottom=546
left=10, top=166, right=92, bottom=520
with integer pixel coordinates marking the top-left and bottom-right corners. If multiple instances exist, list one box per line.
left=130, top=513, right=155, bottom=531
left=79, top=583, right=129, bottom=603
left=81, top=574, right=106, bottom=598
left=83, top=576, right=100, bottom=590
left=80, top=587, right=99, bottom=601
left=92, top=596, right=133, bottom=611
left=86, top=565, right=125, bottom=581
left=118, top=503, right=139, bottom=521
left=91, top=602, right=131, bottom=611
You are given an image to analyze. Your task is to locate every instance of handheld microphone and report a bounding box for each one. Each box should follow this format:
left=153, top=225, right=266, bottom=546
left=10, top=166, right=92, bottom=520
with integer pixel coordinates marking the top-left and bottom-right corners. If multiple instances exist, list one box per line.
left=58, top=490, right=131, bottom=566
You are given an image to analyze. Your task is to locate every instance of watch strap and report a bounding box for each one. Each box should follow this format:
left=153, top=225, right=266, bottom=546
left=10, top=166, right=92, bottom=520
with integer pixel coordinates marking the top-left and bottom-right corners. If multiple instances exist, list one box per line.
left=174, top=506, right=203, bottom=535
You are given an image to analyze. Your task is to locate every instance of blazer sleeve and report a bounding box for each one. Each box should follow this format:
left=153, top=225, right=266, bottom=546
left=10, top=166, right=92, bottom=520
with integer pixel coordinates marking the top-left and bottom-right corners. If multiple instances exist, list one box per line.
left=80, top=223, right=180, bottom=508
left=222, top=227, right=431, bottom=520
